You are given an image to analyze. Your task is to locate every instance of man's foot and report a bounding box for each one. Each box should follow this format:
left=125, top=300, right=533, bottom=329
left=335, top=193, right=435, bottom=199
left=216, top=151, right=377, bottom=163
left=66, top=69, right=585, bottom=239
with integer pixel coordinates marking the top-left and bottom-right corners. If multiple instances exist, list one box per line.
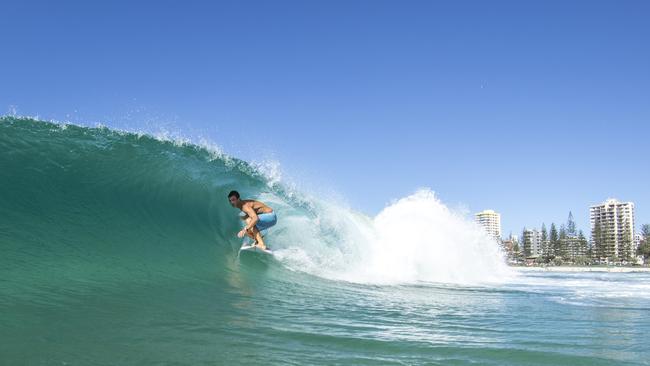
left=249, top=241, right=265, bottom=249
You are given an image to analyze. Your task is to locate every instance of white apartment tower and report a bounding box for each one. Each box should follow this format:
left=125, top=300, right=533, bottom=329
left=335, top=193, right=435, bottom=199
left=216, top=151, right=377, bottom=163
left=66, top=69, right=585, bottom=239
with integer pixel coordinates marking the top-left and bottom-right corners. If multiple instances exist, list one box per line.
left=475, top=210, right=501, bottom=242
left=590, top=199, right=635, bottom=261
left=523, top=229, right=543, bottom=257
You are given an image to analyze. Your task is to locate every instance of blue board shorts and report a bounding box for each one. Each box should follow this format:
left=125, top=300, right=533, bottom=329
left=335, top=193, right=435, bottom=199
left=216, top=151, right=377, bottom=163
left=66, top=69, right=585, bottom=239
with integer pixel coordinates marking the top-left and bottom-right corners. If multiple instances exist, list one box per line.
left=255, top=212, right=277, bottom=231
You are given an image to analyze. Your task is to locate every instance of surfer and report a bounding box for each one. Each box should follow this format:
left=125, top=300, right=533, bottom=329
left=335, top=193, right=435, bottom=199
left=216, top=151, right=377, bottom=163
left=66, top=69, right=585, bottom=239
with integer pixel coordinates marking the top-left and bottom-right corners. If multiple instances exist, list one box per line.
left=228, top=190, right=276, bottom=250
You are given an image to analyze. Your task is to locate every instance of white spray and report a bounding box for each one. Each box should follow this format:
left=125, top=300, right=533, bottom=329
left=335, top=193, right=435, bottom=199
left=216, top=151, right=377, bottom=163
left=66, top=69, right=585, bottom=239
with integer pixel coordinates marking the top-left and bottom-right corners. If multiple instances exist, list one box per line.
left=267, top=189, right=513, bottom=285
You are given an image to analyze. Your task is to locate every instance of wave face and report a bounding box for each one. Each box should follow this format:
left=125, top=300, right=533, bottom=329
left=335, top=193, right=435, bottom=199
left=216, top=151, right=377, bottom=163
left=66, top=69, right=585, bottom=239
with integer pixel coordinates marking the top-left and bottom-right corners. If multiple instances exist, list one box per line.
left=1, top=117, right=270, bottom=298
left=0, top=117, right=510, bottom=289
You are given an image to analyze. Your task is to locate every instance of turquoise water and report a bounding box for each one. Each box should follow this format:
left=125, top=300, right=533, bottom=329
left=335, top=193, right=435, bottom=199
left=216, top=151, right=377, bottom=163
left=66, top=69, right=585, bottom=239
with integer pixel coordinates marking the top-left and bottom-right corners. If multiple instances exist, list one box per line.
left=1, top=117, right=649, bottom=365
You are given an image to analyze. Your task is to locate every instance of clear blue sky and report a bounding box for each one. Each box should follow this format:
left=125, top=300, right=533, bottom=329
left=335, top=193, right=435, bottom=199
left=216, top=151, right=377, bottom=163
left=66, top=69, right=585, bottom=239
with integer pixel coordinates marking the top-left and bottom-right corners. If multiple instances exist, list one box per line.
left=2, top=0, right=649, bottom=236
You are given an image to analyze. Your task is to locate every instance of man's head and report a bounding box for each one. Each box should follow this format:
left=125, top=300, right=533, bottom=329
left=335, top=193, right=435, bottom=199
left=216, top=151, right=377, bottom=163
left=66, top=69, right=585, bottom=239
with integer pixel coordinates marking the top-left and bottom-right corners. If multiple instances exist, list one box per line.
left=228, top=190, right=241, bottom=207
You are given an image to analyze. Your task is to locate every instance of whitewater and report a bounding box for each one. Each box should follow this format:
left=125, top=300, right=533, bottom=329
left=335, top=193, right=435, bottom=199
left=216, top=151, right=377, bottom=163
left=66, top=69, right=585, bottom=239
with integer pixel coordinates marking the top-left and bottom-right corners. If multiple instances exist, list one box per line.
left=1, top=117, right=648, bottom=366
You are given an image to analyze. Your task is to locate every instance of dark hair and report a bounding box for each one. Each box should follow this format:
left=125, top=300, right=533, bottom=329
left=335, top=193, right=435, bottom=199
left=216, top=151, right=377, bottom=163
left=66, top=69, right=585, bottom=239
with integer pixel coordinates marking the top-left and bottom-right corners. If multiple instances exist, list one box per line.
left=228, top=190, right=240, bottom=199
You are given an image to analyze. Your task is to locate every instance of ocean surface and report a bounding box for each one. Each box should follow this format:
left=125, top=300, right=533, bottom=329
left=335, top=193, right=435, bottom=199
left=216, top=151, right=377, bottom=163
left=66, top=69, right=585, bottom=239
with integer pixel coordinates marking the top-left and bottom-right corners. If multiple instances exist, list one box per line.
left=1, top=117, right=649, bottom=365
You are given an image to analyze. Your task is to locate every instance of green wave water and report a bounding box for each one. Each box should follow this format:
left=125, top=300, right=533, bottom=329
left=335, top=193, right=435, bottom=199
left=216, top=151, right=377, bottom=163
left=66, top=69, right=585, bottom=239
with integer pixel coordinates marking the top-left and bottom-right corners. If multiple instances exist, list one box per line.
left=1, top=117, right=649, bottom=365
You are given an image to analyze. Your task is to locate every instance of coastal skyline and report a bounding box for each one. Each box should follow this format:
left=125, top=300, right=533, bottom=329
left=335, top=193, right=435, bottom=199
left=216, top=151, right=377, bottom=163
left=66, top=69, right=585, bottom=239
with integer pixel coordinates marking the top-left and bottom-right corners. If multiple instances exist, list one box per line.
left=2, top=1, right=649, bottom=235
left=481, top=197, right=643, bottom=241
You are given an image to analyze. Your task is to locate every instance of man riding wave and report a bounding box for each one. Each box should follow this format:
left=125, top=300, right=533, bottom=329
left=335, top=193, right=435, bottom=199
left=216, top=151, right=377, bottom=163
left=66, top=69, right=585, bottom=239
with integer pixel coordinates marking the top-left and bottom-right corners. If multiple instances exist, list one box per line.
left=228, top=190, right=277, bottom=250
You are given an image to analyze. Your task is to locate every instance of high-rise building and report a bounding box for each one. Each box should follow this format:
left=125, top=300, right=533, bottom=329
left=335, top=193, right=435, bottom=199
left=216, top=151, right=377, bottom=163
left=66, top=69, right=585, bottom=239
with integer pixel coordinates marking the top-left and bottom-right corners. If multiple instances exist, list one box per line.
left=475, top=210, right=501, bottom=242
left=523, top=229, right=543, bottom=257
left=590, top=199, right=635, bottom=261
left=635, top=233, right=643, bottom=252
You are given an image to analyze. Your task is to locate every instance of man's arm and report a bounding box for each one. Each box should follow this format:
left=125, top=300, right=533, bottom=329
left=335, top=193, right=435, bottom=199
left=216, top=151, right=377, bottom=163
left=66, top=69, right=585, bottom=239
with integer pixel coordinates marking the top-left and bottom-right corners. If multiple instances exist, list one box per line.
left=242, top=205, right=258, bottom=231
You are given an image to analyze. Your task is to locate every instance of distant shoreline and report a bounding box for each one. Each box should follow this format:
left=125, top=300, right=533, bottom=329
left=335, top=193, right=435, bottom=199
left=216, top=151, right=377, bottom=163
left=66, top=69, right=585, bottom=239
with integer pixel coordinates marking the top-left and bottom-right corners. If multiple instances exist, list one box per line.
left=513, top=266, right=650, bottom=273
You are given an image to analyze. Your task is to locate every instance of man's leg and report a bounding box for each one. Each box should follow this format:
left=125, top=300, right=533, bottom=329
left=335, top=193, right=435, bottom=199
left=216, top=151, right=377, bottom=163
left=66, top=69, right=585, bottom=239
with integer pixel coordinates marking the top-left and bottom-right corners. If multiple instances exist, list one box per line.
left=248, top=225, right=266, bottom=250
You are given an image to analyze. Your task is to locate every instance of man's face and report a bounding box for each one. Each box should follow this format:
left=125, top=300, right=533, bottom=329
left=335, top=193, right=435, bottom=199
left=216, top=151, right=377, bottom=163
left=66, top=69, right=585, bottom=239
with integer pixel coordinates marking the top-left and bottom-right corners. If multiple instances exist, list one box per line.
left=229, top=196, right=239, bottom=207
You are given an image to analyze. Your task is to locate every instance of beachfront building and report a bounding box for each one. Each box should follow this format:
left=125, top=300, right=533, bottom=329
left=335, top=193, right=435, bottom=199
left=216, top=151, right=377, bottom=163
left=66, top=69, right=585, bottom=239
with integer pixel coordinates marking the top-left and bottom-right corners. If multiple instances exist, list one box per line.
left=523, top=229, right=543, bottom=257
left=634, top=233, right=645, bottom=265
left=501, top=234, right=520, bottom=262
left=562, top=235, right=587, bottom=261
left=475, top=210, right=501, bottom=242
left=590, top=199, right=635, bottom=262
left=634, top=233, right=643, bottom=252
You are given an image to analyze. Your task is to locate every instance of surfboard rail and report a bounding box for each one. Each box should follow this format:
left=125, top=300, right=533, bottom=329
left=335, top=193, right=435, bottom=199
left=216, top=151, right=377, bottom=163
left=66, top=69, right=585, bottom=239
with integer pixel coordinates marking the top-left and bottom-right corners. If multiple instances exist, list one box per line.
left=238, top=244, right=274, bottom=256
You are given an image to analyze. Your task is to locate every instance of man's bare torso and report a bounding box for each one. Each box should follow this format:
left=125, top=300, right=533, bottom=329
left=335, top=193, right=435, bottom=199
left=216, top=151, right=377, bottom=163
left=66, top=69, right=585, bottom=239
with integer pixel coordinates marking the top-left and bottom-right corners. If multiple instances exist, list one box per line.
left=241, top=200, right=273, bottom=214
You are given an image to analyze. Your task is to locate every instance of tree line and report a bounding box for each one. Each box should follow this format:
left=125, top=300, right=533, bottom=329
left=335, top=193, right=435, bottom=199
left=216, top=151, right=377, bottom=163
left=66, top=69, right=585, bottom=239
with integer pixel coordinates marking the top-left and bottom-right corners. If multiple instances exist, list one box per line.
left=638, top=224, right=650, bottom=261
left=510, top=212, right=649, bottom=265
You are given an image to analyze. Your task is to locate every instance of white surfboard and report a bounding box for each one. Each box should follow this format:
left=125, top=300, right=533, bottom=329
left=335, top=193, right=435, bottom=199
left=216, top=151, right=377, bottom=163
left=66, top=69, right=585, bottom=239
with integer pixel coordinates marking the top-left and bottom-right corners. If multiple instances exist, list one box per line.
left=239, top=244, right=274, bottom=256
